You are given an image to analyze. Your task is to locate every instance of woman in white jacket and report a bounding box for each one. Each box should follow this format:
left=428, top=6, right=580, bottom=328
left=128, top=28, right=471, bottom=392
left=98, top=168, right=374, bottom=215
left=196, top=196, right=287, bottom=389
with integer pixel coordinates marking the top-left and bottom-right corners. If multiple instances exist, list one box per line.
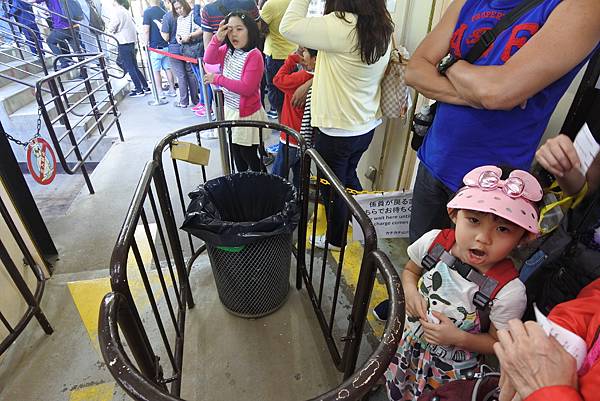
left=108, top=0, right=149, bottom=97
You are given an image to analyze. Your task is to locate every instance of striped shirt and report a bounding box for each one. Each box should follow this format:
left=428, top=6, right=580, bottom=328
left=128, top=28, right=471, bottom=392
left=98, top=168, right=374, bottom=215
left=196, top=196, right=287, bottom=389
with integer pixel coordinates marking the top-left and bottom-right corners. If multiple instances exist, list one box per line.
left=176, top=13, right=200, bottom=38
left=200, top=0, right=259, bottom=33
left=299, top=87, right=314, bottom=148
left=222, top=49, right=250, bottom=109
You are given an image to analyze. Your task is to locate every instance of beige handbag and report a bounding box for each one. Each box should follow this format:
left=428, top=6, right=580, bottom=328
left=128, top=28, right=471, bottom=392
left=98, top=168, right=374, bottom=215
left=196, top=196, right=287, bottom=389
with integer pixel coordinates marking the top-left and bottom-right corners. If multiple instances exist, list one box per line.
left=380, top=37, right=409, bottom=119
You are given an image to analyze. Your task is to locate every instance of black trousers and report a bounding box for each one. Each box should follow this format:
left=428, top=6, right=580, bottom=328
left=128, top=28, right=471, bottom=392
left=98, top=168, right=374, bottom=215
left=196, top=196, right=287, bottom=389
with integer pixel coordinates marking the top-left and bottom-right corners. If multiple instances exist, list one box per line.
left=231, top=144, right=261, bottom=172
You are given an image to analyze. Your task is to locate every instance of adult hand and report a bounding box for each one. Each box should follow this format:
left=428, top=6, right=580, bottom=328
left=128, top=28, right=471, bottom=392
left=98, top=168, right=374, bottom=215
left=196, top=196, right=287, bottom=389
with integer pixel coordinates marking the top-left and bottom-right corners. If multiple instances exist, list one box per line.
left=494, top=320, right=578, bottom=400
left=535, top=134, right=580, bottom=178
left=181, top=34, right=191, bottom=44
left=215, top=20, right=230, bottom=42
left=420, top=311, right=464, bottom=346
left=203, top=72, right=216, bottom=84
left=291, top=79, right=312, bottom=108
left=404, top=286, right=427, bottom=320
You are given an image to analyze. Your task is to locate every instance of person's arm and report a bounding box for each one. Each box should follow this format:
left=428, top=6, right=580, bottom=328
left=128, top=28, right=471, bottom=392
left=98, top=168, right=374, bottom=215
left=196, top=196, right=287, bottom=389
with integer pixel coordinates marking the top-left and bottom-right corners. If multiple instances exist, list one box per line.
left=405, top=0, right=472, bottom=106
left=535, top=134, right=600, bottom=195
left=273, top=54, right=303, bottom=92
left=421, top=314, right=498, bottom=354
left=213, top=50, right=264, bottom=96
left=107, top=7, right=122, bottom=34
left=160, top=13, right=170, bottom=42
left=280, top=0, right=350, bottom=53
left=203, top=33, right=226, bottom=65
left=141, top=24, right=150, bottom=47
left=446, top=0, right=600, bottom=110
left=200, top=6, right=214, bottom=49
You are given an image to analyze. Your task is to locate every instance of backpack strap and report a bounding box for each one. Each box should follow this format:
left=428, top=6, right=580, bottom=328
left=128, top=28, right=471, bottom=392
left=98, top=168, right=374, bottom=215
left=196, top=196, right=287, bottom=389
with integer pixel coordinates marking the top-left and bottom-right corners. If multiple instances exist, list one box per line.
left=421, top=228, right=519, bottom=332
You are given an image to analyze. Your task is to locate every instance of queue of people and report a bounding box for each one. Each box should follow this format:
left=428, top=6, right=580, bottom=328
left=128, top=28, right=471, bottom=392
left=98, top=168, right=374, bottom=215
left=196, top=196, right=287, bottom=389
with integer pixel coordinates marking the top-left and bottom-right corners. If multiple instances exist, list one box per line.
left=3, top=0, right=600, bottom=400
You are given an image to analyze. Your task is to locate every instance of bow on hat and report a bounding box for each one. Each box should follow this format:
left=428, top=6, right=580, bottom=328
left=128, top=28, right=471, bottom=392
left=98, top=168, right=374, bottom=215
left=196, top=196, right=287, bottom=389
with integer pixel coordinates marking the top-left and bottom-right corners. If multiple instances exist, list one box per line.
left=463, top=166, right=543, bottom=203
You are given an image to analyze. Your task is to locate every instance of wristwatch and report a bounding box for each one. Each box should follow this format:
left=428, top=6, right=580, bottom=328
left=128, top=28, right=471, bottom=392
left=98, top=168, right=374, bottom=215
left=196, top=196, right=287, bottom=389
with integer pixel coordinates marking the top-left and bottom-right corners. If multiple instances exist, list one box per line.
left=437, top=53, right=459, bottom=76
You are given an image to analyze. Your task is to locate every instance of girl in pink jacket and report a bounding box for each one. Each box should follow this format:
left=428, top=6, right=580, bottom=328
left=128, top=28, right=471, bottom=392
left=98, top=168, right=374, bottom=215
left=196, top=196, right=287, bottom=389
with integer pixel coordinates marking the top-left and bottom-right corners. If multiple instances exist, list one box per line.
left=203, top=12, right=267, bottom=172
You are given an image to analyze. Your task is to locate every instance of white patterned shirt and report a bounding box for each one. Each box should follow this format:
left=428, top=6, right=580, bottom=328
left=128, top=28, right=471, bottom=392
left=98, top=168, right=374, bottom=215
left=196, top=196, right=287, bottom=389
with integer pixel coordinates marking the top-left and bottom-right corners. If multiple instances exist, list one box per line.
left=222, top=49, right=250, bottom=109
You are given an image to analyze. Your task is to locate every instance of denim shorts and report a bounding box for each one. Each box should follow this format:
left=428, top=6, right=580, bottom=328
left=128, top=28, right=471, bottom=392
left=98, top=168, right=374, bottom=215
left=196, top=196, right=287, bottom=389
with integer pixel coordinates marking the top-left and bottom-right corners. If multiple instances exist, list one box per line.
left=150, top=48, right=170, bottom=71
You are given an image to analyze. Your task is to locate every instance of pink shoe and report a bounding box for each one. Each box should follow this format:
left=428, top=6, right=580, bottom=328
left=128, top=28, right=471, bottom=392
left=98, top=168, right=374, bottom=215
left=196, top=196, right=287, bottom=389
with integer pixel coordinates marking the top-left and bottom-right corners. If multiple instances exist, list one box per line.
left=195, top=108, right=207, bottom=117
left=191, top=103, right=205, bottom=112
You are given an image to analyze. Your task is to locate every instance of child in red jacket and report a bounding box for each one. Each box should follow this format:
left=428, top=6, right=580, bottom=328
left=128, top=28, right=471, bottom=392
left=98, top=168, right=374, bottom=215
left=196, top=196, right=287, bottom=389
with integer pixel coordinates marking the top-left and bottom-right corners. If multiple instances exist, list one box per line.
left=271, top=48, right=317, bottom=188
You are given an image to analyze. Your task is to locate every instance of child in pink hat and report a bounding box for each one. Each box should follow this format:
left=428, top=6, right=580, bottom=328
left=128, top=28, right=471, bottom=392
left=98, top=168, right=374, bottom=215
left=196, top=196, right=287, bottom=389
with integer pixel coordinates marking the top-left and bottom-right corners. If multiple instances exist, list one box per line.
left=385, top=165, right=542, bottom=401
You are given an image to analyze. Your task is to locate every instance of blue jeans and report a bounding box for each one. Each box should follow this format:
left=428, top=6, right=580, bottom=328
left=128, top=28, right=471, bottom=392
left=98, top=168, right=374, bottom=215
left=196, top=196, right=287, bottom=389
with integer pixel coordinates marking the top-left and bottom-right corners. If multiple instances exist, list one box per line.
left=190, top=63, right=213, bottom=107
left=272, top=142, right=300, bottom=189
left=264, top=56, right=284, bottom=113
left=408, top=163, right=454, bottom=243
left=315, top=129, right=374, bottom=246
left=118, top=43, right=147, bottom=92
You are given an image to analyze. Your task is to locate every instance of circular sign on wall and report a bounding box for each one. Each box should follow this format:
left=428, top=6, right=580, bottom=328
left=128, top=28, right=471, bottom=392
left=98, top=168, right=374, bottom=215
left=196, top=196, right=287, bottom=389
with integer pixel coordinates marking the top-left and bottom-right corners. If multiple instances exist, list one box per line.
left=26, top=137, right=57, bottom=185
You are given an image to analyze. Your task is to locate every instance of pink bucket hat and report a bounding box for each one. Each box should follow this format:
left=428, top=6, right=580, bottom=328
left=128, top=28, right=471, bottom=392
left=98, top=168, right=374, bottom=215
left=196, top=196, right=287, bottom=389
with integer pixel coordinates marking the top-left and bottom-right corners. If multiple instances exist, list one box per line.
left=447, top=165, right=543, bottom=234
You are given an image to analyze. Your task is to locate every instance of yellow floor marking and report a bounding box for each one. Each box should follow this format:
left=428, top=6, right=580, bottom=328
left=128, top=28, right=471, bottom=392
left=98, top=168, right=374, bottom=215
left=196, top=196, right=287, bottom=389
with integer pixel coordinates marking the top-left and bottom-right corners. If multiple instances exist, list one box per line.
left=69, top=382, right=115, bottom=401
left=68, top=224, right=174, bottom=355
left=306, top=204, right=387, bottom=337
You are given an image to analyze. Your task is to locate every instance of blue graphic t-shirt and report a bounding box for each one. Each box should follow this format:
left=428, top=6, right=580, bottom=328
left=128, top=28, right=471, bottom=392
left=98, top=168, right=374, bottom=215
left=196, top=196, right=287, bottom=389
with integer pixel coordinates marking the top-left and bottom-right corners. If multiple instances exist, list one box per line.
left=418, top=0, right=596, bottom=191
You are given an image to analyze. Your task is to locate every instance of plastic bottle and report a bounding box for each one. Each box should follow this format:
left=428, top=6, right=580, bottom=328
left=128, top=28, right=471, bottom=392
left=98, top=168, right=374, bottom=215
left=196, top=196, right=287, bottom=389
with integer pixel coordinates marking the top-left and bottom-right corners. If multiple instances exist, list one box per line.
left=413, top=104, right=433, bottom=137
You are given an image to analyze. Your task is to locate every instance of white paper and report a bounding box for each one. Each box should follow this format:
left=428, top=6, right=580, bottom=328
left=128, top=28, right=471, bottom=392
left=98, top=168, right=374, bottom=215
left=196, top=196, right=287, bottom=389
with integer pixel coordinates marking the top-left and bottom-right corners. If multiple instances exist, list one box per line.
left=573, top=123, right=600, bottom=176
left=534, top=304, right=587, bottom=370
left=352, top=191, right=412, bottom=241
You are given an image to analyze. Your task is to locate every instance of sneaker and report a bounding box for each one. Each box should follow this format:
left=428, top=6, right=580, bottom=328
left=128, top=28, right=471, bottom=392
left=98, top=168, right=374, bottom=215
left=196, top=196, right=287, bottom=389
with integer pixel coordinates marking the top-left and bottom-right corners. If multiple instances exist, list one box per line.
left=199, top=130, right=218, bottom=140
left=266, top=109, right=278, bottom=119
left=129, top=90, right=145, bottom=97
left=373, top=300, right=389, bottom=321
left=266, top=143, right=279, bottom=155
left=166, top=90, right=178, bottom=97
left=191, top=103, right=205, bottom=111
left=194, top=104, right=207, bottom=116
left=310, top=234, right=341, bottom=251
left=144, top=87, right=151, bottom=94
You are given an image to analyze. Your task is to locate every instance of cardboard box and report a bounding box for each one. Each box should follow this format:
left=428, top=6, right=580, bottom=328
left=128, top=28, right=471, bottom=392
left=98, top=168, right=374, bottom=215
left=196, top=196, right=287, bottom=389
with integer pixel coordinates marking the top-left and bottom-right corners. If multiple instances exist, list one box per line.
left=170, top=141, right=210, bottom=166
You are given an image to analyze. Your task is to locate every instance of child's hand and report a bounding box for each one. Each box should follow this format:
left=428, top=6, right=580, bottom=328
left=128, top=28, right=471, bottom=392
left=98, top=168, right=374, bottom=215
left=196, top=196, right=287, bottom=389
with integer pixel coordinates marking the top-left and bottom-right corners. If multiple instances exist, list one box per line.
left=404, top=286, right=427, bottom=320
left=216, top=20, right=230, bottom=42
left=203, top=72, right=216, bottom=84
left=420, top=311, right=464, bottom=346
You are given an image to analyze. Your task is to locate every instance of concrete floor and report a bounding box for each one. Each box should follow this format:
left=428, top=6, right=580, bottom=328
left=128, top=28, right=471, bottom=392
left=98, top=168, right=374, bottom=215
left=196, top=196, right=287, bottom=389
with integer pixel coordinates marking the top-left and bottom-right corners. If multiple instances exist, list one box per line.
left=0, top=93, right=409, bottom=401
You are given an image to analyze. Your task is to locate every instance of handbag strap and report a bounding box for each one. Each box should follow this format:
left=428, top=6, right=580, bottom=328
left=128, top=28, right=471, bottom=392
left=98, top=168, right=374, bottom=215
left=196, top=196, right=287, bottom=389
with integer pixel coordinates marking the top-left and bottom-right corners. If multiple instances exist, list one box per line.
left=464, top=0, right=546, bottom=63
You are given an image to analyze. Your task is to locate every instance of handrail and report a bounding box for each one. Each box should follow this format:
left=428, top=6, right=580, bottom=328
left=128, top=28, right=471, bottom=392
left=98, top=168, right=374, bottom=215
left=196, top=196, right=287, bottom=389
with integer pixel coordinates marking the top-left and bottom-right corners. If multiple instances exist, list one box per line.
left=98, top=120, right=405, bottom=400
left=98, top=250, right=404, bottom=401
left=35, top=53, right=124, bottom=194
left=0, top=194, right=53, bottom=356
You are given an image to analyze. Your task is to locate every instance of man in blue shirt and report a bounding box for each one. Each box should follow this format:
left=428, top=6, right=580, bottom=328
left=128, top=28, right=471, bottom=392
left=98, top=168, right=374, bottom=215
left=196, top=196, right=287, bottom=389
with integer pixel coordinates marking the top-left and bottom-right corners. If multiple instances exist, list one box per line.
left=142, top=0, right=176, bottom=97
left=200, top=0, right=258, bottom=49
left=406, top=0, right=600, bottom=243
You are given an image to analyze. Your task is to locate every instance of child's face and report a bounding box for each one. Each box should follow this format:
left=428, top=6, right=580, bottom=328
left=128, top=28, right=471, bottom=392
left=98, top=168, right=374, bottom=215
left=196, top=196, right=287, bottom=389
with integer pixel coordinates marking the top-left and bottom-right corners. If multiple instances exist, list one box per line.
left=452, top=210, right=525, bottom=272
left=301, top=49, right=316, bottom=71
left=226, top=17, right=248, bottom=49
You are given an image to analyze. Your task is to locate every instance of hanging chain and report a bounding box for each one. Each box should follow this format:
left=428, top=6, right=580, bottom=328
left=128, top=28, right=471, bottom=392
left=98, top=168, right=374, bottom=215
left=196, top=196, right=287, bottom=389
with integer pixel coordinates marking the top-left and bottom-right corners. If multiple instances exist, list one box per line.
left=2, top=106, right=44, bottom=148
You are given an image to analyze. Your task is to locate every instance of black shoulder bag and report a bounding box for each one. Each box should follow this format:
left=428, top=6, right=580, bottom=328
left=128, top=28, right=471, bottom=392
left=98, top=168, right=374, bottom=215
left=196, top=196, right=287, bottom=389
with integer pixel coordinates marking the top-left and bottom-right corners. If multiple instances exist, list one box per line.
left=410, top=0, right=546, bottom=151
left=181, top=17, right=204, bottom=59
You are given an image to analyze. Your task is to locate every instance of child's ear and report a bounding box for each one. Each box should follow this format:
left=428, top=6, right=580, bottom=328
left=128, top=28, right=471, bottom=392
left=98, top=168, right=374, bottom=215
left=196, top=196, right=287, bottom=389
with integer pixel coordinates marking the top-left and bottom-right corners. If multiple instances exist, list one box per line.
left=518, top=231, right=538, bottom=246
left=447, top=208, right=458, bottom=224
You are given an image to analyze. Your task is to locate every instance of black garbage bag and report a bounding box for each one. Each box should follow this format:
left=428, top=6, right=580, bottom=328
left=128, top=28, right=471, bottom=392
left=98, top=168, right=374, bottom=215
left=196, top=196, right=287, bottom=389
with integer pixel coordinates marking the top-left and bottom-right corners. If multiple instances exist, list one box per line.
left=181, top=172, right=300, bottom=246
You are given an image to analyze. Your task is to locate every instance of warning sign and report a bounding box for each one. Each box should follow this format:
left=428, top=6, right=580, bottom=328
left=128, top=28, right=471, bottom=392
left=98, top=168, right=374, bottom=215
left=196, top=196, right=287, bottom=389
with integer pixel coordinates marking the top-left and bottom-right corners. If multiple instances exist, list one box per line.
left=27, top=137, right=57, bottom=185
left=352, top=191, right=412, bottom=241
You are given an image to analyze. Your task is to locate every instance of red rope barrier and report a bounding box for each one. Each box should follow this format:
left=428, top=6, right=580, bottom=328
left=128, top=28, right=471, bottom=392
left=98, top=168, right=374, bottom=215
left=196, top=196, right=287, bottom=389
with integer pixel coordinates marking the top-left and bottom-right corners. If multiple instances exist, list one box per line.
left=148, top=47, right=198, bottom=64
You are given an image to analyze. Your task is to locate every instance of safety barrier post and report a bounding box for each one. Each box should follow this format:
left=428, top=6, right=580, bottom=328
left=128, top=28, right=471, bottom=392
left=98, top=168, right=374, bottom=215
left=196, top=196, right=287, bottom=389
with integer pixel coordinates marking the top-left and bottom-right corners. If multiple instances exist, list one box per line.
left=195, top=57, right=213, bottom=123
left=213, top=89, right=231, bottom=175
left=146, top=47, right=168, bottom=106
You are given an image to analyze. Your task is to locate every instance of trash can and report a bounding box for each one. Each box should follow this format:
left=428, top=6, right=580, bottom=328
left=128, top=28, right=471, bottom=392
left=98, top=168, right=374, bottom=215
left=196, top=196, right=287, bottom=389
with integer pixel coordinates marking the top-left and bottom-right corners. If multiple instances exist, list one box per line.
left=181, top=172, right=300, bottom=318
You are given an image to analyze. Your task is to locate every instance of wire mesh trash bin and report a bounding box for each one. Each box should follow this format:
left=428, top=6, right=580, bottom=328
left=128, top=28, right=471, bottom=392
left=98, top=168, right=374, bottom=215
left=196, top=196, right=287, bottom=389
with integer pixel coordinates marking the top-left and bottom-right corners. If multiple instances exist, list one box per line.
left=181, top=172, right=300, bottom=318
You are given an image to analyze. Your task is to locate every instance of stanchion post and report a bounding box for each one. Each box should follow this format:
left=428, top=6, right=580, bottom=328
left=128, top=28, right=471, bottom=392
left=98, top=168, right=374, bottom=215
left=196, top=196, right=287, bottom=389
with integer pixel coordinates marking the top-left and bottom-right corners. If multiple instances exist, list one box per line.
left=146, top=47, right=168, bottom=106
left=196, top=57, right=212, bottom=123
left=213, top=89, right=230, bottom=175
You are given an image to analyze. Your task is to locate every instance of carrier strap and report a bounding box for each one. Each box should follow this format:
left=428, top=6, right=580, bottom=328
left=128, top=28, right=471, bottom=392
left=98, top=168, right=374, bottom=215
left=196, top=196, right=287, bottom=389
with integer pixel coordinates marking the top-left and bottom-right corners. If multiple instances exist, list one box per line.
left=422, top=229, right=518, bottom=332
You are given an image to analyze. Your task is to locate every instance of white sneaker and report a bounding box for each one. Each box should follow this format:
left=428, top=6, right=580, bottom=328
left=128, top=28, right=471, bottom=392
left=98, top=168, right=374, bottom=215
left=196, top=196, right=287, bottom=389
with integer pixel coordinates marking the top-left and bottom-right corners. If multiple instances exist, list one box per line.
left=310, top=234, right=341, bottom=251
left=200, top=130, right=219, bottom=140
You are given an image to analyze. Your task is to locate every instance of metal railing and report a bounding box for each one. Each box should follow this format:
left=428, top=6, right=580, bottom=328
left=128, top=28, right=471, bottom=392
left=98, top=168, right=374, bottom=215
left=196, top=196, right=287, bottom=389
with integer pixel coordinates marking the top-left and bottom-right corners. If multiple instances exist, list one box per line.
left=98, top=121, right=405, bottom=400
left=0, top=193, right=53, bottom=356
left=35, top=53, right=124, bottom=194
left=1, top=1, right=148, bottom=81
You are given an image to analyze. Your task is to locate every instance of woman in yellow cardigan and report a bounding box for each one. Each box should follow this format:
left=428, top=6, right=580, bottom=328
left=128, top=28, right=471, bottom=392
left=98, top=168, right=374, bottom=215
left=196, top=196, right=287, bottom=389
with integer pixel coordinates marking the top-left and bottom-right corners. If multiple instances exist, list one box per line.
left=280, top=0, right=394, bottom=249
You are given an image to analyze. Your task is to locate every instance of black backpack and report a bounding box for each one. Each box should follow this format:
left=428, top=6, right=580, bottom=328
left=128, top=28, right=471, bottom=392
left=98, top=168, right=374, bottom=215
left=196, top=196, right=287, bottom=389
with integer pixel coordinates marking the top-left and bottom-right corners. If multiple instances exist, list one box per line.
left=85, top=0, right=105, bottom=31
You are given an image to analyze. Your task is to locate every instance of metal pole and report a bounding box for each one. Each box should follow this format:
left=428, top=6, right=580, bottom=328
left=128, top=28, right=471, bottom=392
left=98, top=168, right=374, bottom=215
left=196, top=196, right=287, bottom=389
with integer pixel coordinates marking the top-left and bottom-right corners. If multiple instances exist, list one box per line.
left=145, top=47, right=167, bottom=106
left=195, top=57, right=213, bottom=123
left=213, top=89, right=231, bottom=175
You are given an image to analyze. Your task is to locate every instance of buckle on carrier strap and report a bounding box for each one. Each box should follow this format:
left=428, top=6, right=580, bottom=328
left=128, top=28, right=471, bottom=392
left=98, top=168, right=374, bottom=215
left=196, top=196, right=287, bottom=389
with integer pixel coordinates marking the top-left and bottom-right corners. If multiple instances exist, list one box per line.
left=422, top=244, right=447, bottom=270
